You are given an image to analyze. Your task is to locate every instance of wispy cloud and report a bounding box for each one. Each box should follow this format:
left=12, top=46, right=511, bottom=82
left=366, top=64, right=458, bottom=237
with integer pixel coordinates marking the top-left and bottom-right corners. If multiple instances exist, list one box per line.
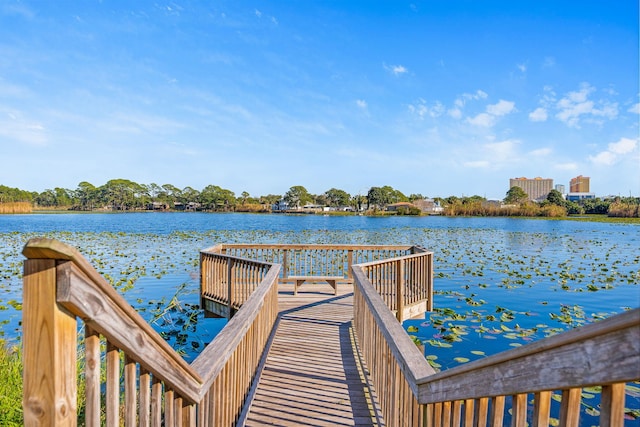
left=408, top=98, right=444, bottom=119
left=463, top=139, right=520, bottom=168
left=0, top=108, right=48, bottom=146
left=384, top=63, right=408, bottom=76
left=628, top=103, right=640, bottom=114
left=468, top=99, right=515, bottom=127
left=528, top=107, right=548, bottom=122
left=554, top=83, right=618, bottom=127
left=356, top=99, right=368, bottom=109
left=589, top=137, right=638, bottom=166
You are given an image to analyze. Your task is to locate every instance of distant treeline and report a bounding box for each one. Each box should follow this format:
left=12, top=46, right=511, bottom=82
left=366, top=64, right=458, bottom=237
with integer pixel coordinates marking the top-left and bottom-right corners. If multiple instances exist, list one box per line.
left=0, top=181, right=638, bottom=217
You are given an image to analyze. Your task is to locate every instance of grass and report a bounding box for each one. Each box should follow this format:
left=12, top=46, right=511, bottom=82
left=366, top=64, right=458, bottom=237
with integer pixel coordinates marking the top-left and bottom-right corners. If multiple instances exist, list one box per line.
left=0, top=342, right=22, bottom=426
left=0, top=202, right=32, bottom=214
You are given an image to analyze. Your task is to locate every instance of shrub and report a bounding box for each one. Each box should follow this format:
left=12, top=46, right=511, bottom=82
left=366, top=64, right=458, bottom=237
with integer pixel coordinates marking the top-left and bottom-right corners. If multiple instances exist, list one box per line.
left=0, top=342, right=23, bottom=426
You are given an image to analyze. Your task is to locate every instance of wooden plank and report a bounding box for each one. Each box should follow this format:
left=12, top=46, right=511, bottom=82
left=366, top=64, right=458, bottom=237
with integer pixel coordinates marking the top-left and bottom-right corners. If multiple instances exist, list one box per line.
left=244, top=287, right=383, bottom=426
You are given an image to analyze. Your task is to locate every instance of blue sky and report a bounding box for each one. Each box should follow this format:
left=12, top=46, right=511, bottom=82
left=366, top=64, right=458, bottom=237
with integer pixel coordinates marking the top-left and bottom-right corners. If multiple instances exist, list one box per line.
left=1, top=1, right=638, bottom=199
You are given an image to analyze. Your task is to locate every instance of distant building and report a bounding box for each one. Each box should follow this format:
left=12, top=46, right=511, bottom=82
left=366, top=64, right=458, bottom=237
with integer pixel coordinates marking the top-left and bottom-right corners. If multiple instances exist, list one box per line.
left=566, top=192, right=596, bottom=202
left=386, top=202, right=417, bottom=212
left=509, top=177, right=554, bottom=202
left=413, top=199, right=443, bottom=214
left=570, top=175, right=590, bottom=193
left=555, top=184, right=566, bottom=195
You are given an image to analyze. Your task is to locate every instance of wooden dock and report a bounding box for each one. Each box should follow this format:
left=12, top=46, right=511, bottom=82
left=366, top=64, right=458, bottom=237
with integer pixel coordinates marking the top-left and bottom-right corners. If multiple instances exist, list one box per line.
left=243, top=283, right=383, bottom=426
left=21, top=239, right=639, bottom=427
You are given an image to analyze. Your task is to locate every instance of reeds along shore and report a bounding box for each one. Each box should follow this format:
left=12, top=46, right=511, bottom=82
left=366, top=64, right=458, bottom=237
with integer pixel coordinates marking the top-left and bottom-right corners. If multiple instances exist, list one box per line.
left=0, top=202, right=32, bottom=214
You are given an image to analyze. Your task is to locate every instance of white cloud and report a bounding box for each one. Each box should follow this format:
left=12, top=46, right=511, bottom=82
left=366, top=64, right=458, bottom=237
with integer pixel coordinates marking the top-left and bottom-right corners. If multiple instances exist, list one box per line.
left=590, top=151, right=617, bottom=166
left=384, top=63, right=408, bottom=76
left=628, top=103, right=640, bottom=114
left=448, top=108, right=462, bottom=119
left=408, top=99, right=444, bottom=119
left=356, top=99, right=367, bottom=109
left=609, top=137, right=637, bottom=154
left=0, top=109, right=48, bottom=146
left=467, top=99, right=515, bottom=127
left=529, top=107, right=548, bottom=122
left=486, top=100, right=515, bottom=116
left=555, top=83, right=618, bottom=128
left=485, top=139, right=518, bottom=162
left=589, top=137, right=639, bottom=166
left=467, top=112, right=495, bottom=127
left=517, top=63, right=526, bottom=73
left=255, top=9, right=262, bottom=18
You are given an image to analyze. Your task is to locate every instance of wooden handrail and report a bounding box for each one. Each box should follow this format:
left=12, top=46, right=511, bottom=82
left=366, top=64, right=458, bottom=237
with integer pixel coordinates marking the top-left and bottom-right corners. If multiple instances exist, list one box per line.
left=22, top=237, right=281, bottom=426
left=352, top=254, right=640, bottom=427
left=415, top=307, right=640, bottom=402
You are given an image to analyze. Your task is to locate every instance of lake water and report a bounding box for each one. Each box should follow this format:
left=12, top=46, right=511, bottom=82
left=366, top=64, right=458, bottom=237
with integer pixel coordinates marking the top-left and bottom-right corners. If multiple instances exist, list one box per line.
left=1, top=212, right=639, bottom=423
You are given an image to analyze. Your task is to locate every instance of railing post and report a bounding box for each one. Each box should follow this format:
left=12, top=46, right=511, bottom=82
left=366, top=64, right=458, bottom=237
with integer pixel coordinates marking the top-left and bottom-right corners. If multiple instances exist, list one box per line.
left=347, top=250, right=353, bottom=280
left=23, top=259, right=78, bottom=426
left=396, top=259, right=405, bottom=322
left=282, top=249, right=289, bottom=280
left=227, top=258, right=234, bottom=319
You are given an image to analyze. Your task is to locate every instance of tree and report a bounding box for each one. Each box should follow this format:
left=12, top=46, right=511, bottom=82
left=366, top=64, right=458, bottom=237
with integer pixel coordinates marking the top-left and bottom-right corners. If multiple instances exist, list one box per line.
left=75, top=181, right=98, bottom=210
left=504, top=186, right=529, bottom=204
left=546, top=189, right=565, bottom=206
left=324, top=188, right=351, bottom=207
left=284, top=186, right=312, bottom=208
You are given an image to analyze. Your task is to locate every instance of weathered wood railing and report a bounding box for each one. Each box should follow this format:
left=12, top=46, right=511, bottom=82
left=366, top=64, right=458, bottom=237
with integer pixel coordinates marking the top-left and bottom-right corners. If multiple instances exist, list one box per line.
left=352, top=261, right=640, bottom=427
left=211, top=243, right=418, bottom=281
left=357, top=249, right=434, bottom=321
left=204, top=243, right=432, bottom=321
left=200, top=244, right=274, bottom=318
left=22, top=237, right=279, bottom=426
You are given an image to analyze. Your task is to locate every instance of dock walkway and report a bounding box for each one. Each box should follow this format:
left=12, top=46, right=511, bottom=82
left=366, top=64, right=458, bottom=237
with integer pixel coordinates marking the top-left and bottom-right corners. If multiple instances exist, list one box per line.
left=244, top=283, right=383, bottom=426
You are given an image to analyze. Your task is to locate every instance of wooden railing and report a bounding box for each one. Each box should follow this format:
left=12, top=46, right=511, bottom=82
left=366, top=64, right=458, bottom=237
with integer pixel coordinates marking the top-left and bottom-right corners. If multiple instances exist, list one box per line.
left=204, top=244, right=432, bottom=321
left=357, top=250, right=434, bottom=321
left=352, top=262, right=640, bottom=427
left=211, top=243, right=418, bottom=281
left=200, top=244, right=274, bottom=318
left=22, top=237, right=280, bottom=426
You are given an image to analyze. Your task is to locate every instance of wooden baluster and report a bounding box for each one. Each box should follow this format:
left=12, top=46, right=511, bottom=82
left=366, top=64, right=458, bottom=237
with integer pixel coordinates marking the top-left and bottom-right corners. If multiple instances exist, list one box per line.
left=532, top=391, right=551, bottom=427
left=559, top=388, right=581, bottom=427
left=600, top=383, right=625, bottom=427
left=139, top=367, right=151, bottom=427
left=476, top=397, right=489, bottom=427
left=396, top=259, right=405, bottom=322
left=151, top=376, right=162, bottom=427
left=451, top=400, right=462, bottom=427
left=165, top=389, right=175, bottom=427
left=124, top=355, right=137, bottom=426
left=463, top=399, right=474, bottom=427
left=106, top=342, right=120, bottom=427
left=489, top=396, right=505, bottom=427
left=85, top=326, right=101, bottom=427
left=511, top=393, right=527, bottom=427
